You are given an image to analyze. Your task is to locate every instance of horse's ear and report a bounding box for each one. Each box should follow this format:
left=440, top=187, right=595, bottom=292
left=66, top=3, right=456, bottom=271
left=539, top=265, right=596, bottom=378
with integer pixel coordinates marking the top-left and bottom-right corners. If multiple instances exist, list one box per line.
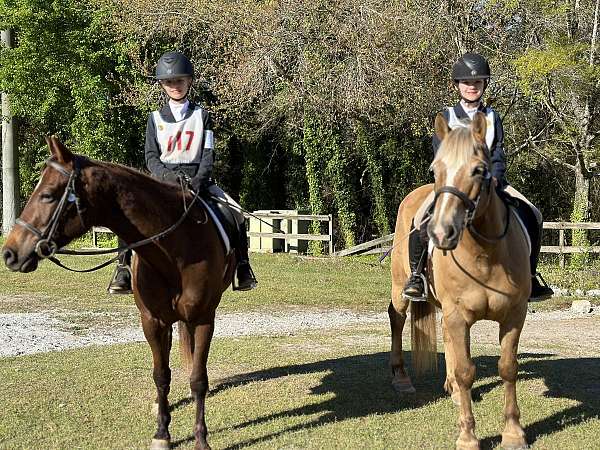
left=45, top=135, right=73, bottom=164
left=434, top=113, right=450, bottom=141
left=472, top=112, right=487, bottom=144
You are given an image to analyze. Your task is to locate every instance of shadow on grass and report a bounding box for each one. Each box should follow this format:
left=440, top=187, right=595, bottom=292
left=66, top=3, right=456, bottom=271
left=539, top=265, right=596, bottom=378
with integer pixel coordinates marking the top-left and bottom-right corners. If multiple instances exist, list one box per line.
left=171, top=351, right=599, bottom=449
left=479, top=354, right=600, bottom=449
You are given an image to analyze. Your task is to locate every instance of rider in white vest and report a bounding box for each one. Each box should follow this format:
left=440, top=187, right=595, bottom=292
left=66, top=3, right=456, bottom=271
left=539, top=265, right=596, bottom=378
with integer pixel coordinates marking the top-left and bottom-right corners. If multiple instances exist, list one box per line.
left=108, top=51, right=257, bottom=293
left=402, top=53, right=554, bottom=302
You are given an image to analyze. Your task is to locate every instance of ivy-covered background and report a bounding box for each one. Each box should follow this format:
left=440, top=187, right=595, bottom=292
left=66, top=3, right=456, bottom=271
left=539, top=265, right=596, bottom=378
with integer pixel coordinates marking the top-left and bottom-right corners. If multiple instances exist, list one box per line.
left=1, top=0, right=599, bottom=252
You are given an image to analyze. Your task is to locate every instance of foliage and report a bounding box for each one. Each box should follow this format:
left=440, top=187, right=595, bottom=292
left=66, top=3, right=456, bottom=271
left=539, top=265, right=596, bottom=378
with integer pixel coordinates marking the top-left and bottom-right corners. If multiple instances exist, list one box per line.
left=0, top=0, right=148, bottom=199
left=1, top=0, right=599, bottom=249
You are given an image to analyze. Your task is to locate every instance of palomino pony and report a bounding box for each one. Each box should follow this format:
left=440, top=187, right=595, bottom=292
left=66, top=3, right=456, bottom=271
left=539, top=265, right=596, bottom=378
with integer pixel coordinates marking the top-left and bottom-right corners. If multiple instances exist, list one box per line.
left=2, top=137, right=237, bottom=450
left=389, top=113, right=530, bottom=450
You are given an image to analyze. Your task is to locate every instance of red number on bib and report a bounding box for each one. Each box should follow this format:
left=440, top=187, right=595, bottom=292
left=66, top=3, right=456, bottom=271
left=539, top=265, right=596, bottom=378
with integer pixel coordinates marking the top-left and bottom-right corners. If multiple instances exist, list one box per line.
left=166, top=131, right=195, bottom=152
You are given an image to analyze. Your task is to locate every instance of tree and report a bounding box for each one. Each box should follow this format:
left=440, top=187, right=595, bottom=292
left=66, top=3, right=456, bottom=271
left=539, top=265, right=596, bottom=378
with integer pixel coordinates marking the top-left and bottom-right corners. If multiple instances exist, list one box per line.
left=0, top=0, right=147, bottom=196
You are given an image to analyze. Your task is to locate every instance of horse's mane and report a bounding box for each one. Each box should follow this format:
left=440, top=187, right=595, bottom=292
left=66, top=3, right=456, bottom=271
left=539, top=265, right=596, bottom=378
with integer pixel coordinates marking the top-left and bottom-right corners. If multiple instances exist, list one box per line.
left=431, top=126, right=488, bottom=172
left=83, top=156, right=182, bottom=197
left=77, top=155, right=189, bottom=222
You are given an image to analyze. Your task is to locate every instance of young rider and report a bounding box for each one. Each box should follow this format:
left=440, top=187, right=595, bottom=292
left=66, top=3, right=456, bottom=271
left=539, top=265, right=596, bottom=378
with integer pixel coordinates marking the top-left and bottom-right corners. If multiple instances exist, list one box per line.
left=402, top=52, right=554, bottom=302
left=107, top=51, right=257, bottom=293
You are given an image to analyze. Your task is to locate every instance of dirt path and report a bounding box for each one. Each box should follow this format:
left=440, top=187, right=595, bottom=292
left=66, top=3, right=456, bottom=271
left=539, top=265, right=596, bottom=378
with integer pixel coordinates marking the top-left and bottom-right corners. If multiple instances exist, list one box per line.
left=1, top=307, right=598, bottom=358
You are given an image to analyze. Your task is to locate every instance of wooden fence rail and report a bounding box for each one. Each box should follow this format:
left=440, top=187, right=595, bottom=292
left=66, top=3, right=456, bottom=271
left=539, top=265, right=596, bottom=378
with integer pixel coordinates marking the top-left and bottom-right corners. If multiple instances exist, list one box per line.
left=335, top=222, right=600, bottom=261
left=92, top=220, right=600, bottom=263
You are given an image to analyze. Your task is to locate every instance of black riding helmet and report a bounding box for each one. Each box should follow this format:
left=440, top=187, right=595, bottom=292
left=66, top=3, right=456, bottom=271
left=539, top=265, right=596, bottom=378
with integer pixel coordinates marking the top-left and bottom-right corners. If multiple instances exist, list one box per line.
left=451, top=53, right=491, bottom=82
left=155, top=51, right=194, bottom=80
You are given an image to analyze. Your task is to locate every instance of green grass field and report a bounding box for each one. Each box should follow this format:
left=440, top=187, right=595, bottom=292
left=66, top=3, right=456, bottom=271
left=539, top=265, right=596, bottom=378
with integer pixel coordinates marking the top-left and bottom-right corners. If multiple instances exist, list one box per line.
left=0, top=326, right=598, bottom=450
left=1, top=237, right=600, bottom=449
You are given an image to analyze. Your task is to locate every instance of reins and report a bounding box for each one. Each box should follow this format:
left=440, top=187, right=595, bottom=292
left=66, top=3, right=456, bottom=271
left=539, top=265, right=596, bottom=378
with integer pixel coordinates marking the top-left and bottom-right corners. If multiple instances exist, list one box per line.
left=15, top=156, right=205, bottom=273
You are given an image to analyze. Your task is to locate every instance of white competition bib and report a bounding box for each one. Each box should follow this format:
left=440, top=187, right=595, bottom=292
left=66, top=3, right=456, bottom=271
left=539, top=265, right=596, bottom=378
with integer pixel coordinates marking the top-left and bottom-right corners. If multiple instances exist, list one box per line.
left=447, top=106, right=495, bottom=150
left=153, top=107, right=206, bottom=164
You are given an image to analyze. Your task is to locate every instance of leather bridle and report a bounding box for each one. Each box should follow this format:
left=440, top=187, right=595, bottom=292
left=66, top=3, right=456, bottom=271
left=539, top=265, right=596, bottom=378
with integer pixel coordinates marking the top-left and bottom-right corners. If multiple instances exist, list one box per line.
left=15, top=157, right=85, bottom=259
left=430, top=169, right=510, bottom=244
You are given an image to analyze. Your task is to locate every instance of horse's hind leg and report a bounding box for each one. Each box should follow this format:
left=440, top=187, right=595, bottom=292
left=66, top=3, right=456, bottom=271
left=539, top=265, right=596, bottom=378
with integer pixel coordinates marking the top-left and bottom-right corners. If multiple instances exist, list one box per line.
left=498, top=312, right=528, bottom=450
left=444, top=310, right=479, bottom=450
left=189, top=322, right=215, bottom=450
left=141, top=316, right=173, bottom=450
left=388, top=284, right=415, bottom=394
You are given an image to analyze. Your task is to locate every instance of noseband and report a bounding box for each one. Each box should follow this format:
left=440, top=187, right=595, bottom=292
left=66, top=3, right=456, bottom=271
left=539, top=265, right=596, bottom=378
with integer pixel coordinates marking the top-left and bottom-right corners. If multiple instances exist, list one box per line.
left=15, top=157, right=85, bottom=259
left=431, top=171, right=509, bottom=244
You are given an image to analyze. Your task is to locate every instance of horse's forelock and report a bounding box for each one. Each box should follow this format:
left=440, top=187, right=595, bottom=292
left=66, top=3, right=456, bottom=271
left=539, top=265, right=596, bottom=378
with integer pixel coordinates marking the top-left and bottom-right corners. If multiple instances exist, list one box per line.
left=433, top=127, right=487, bottom=175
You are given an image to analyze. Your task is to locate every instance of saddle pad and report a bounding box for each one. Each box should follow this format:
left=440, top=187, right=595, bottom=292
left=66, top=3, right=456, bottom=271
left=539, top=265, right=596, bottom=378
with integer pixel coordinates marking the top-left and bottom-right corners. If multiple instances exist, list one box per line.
left=198, top=197, right=231, bottom=254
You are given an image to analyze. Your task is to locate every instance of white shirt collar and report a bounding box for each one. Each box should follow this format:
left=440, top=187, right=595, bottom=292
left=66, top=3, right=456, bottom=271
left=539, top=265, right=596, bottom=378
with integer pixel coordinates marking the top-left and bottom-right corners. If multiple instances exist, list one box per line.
left=460, top=101, right=482, bottom=119
left=169, top=99, right=190, bottom=121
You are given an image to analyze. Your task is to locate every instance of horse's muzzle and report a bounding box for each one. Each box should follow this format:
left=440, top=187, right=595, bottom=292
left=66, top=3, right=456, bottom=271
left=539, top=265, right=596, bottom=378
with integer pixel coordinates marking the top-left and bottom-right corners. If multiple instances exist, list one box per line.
left=427, top=222, right=459, bottom=250
left=2, top=245, right=39, bottom=273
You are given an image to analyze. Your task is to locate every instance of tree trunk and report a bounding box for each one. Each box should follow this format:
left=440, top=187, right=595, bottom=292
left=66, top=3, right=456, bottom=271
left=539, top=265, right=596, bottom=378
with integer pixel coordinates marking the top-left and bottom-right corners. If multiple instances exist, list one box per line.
left=2, top=29, right=19, bottom=236
left=570, top=160, right=591, bottom=265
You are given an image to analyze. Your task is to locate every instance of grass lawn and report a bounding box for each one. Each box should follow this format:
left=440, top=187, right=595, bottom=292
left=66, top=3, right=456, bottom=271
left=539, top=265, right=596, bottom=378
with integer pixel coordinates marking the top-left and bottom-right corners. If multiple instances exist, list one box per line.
left=0, top=324, right=598, bottom=449
left=2, top=241, right=598, bottom=314
left=1, top=236, right=599, bottom=448
left=0, top=248, right=392, bottom=315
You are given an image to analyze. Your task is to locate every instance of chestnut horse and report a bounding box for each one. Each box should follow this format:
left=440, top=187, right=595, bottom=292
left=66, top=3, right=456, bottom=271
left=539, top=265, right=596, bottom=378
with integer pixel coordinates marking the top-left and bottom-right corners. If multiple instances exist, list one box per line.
left=2, top=137, right=236, bottom=450
left=389, top=113, right=530, bottom=450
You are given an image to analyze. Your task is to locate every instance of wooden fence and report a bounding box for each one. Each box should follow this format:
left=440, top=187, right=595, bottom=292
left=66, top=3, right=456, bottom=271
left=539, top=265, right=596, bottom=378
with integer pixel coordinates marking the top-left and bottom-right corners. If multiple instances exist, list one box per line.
left=92, top=220, right=600, bottom=262
left=91, top=212, right=334, bottom=254
left=542, top=221, right=600, bottom=267
left=246, top=211, right=333, bottom=255
left=334, top=222, right=600, bottom=262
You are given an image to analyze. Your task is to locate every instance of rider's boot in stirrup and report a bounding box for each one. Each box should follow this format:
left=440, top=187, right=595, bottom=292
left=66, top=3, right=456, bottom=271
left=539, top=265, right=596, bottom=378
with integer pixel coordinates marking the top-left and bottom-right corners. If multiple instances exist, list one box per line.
left=529, top=221, right=554, bottom=301
left=108, top=239, right=132, bottom=295
left=233, top=222, right=257, bottom=291
left=402, top=223, right=427, bottom=301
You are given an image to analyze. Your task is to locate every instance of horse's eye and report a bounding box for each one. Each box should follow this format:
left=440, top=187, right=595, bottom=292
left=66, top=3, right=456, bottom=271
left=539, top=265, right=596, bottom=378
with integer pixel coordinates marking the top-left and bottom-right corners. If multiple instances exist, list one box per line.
left=472, top=166, right=488, bottom=178
left=39, top=192, right=56, bottom=203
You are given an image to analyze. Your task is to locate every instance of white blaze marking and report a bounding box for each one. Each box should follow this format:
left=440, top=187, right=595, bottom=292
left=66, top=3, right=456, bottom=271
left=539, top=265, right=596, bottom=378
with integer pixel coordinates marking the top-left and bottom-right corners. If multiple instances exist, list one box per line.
left=437, top=163, right=460, bottom=222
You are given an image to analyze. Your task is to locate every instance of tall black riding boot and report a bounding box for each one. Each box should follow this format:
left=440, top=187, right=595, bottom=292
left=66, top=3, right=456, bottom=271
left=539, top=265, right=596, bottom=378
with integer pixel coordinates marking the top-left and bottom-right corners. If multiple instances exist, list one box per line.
left=402, top=221, right=427, bottom=301
left=233, top=222, right=257, bottom=291
left=528, top=219, right=554, bottom=301
left=108, top=238, right=132, bottom=295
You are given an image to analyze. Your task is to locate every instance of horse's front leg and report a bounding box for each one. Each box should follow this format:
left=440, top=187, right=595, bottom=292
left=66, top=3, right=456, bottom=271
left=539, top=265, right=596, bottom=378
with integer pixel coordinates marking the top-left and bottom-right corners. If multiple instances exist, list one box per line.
left=498, top=308, right=528, bottom=450
left=141, top=315, right=173, bottom=450
left=442, top=316, right=461, bottom=405
left=388, top=284, right=415, bottom=394
left=444, top=309, right=478, bottom=450
left=189, top=322, right=215, bottom=450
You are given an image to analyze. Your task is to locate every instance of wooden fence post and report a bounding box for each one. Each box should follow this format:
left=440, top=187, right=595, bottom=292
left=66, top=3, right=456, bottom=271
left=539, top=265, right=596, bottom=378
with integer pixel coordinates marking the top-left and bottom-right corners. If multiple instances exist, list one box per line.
left=559, top=228, right=565, bottom=268
left=328, top=214, right=333, bottom=255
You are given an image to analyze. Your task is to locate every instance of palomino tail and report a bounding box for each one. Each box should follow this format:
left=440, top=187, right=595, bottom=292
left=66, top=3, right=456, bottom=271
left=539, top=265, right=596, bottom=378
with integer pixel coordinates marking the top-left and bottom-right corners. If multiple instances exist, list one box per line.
left=410, top=301, right=438, bottom=377
left=178, top=321, right=194, bottom=372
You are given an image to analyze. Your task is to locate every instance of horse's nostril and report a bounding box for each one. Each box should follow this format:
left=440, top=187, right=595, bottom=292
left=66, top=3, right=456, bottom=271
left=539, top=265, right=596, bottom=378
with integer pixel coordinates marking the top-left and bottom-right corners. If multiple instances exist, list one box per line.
left=3, top=248, right=16, bottom=266
left=446, top=225, right=457, bottom=241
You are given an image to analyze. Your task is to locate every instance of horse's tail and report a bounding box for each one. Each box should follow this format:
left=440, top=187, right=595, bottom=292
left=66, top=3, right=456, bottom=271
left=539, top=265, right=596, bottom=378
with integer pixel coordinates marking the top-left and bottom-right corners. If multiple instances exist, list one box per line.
left=410, top=301, right=438, bottom=377
left=178, top=321, right=194, bottom=372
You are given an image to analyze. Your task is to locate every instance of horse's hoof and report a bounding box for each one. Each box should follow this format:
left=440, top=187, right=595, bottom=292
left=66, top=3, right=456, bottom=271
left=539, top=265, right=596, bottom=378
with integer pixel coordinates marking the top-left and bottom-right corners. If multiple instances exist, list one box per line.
left=456, top=437, right=480, bottom=450
left=501, top=432, right=528, bottom=450
left=392, top=376, right=416, bottom=395
left=194, top=443, right=211, bottom=450
left=150, top=438, right=170, bottom=450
